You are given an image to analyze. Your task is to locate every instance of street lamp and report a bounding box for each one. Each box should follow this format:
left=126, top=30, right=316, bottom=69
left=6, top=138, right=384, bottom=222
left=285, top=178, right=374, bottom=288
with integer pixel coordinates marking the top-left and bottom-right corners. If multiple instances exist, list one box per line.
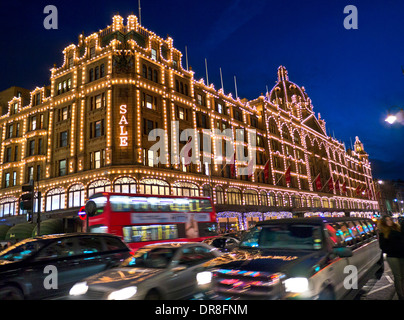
left=385, top=107, right=404, bottom=125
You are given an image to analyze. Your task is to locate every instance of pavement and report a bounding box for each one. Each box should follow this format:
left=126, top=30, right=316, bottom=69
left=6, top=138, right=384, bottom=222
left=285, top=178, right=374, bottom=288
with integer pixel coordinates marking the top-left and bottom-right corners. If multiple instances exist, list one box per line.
left=359, top=258, right=398, bottom=300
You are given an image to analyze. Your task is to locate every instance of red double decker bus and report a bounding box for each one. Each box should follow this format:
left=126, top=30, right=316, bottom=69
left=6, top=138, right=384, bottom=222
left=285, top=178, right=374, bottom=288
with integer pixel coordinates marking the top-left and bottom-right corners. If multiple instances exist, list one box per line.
left=82, top=192, right=218, bottom=250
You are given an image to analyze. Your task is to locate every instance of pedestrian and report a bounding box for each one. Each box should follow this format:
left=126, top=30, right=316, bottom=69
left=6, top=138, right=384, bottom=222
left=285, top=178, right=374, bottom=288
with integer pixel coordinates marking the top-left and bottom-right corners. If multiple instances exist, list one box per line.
left=378, top=216, right=404, bottom=300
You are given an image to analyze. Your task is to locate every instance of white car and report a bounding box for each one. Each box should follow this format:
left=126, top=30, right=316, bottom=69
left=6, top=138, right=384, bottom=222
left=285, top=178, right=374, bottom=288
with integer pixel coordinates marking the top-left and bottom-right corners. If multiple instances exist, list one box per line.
left=69, top=242, right=221, bottom=300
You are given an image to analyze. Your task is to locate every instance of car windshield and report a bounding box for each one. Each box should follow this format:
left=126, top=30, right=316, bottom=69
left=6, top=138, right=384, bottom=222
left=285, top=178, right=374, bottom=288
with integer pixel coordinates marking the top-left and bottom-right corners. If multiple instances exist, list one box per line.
left=121, top=247, right=177, bottom=269
left=239, top=224, right=323, bottom=250
left=0, top=239, right=45, bottom=261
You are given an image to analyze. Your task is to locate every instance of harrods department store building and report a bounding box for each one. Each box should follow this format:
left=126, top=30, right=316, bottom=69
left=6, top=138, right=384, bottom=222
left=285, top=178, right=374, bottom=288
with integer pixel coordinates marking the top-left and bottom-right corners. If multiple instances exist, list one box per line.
left=0, top=15, right=379, bottom=232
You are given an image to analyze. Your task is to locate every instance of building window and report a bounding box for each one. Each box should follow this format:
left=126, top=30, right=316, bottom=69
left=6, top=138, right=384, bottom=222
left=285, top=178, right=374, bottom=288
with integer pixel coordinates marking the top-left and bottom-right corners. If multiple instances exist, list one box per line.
left=153, top=69, right=158, bottom=83
left=88, top=179, right=111, bottom=197
left=90, top=46, right=96, bottom=58
left=12, top=171, right=17, bottom=186
left=114, top=177, right=137, bottom=194
left=29, top=140, right=35, bottom=156
left=100, top=64, right=105, bottom=78
left=244, top=190, right=259, bottom=205
left=142, top=64, right=147, bottom=78
left=172, top=182, right=200, bottom=197
left=203, top=184, right=213, bottom=199
left=7, top=124, right=13, bottom=139
left=89, top=69, right=94, bottom=82
left=30, top=116, right=37, bottom=131
left=151, top=48, right=157, bottom=60
left=90, top=119, right=105, bottom=138
left=138, top=178, right=170, bottom=196
left=217, top=103, right=223, bottom=114
left=0, top=197, right=17, bottom=217
left=27, top=166, right=34, bottom=183
left=227, top=188, right=242, bottom=205
left=216, top=186, right=225, bottom=205
left=68, top=184, right=85, bottom=208
left=143, top=94, right=156, bottom=110
left=60, top=131, right=68, bottom=147
left=90, top=150, right=105, bottom=169
left=59, top=159, right=67, bottom=176
left=37, top=139, right=43, bottom=155
left=4, top=173, right=10, bottom=188
left=46, top=187, right=66, bottom=212
left=143, top=119, right=156, bottom=136
left=5, top=147, right=11, bottom=163
left=260, top=191, right=268, bottom=206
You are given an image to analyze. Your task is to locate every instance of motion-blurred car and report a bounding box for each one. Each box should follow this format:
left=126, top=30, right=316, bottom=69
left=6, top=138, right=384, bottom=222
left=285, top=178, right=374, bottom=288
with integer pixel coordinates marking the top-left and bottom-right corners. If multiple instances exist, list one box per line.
left=69, top=242, right=222, bottom=300
left=0, top=233, right=131, bottom=300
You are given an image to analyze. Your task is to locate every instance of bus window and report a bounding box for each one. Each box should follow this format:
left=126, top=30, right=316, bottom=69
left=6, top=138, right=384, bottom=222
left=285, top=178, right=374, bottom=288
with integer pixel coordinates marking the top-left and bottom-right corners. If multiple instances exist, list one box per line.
left=122, top=225, right=179, bottom=243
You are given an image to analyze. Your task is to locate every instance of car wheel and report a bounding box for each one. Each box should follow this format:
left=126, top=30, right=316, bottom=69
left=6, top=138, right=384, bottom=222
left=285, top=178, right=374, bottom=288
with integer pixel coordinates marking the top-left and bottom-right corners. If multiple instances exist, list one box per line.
left=318, top=287, right=335, bottom=300
left=0, top=286, right=24, bottom=300
left=145, top=289, right=162, bottom=300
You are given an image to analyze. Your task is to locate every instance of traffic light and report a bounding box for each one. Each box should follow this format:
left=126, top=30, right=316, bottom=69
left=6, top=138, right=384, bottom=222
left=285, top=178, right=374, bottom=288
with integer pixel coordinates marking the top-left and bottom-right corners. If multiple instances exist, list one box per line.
left=20, top=184, right=34, bottom=212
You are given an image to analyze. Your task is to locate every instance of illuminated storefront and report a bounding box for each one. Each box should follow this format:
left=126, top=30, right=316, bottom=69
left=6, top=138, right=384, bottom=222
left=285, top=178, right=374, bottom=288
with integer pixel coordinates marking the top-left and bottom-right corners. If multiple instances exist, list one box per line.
left=0, top=15, right=379, bottom=231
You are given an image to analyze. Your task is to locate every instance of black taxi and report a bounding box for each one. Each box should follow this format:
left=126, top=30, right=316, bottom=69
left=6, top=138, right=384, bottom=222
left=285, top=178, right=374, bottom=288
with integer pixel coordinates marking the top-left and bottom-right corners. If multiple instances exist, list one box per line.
left=196, top=217, right=383, bottom=300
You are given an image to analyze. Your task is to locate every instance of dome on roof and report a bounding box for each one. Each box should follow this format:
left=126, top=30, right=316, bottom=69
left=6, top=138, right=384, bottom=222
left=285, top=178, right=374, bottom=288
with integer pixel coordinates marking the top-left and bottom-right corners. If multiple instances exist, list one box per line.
left=268, top=66, right=308, bottom=105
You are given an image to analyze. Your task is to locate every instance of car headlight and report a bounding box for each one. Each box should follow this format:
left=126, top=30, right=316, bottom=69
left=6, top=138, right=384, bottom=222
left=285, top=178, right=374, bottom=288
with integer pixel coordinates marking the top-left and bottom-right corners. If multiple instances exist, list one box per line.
left=69, top=281, right=89, bottom=296
left=284, top=277, right=309, bottom=293
left=107, top=286, right=138, bottom=300
left=196, top=271, right=212, bottom=285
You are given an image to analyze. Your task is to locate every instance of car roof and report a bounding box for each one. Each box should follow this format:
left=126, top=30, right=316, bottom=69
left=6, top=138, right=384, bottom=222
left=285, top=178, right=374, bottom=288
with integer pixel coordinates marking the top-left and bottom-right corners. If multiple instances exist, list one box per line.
left=28, top=232, right=122, bottom=242
left=256, top=217, right=373, bottom=226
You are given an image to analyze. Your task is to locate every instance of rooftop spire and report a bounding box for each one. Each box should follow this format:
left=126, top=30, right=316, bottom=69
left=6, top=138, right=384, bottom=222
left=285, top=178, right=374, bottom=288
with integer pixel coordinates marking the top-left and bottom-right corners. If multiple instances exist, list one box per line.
left=277, top=66, right=289, bottom=82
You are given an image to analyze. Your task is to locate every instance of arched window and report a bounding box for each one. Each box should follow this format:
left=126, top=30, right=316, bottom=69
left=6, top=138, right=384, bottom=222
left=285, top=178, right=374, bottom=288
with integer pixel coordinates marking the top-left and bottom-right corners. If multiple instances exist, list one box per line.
left=282, top=125, right=291, bottom=142
left=268, top=118, right=279, bottom=136
left=68, top=184, right=85, bottom=208
left=284, top=194, right=290, bottom=207
left=215, top=186, right=225, bottom=205
left=88, top=179, right=111, bottom=197
left=313, top=197, right=321, bottom=208
left=202, top=184, right=213, bottom=199
left=291, top=195, right=301, bottom=208
left=293, top=131, right=301, bottom=145
left=322, top=198, right=329, bottom=208
left=260, top=191, right=268, bottom=206
left=0, top=197, right=17, bottom=217
left=276, top=193, right=283, bottom=206
left=148, top=67, right=152, bottom=80
left=114, top=177, right=136, bottom=194
left=227, top=188, right=242, bottom=205
left=244, top=190, right=259, bottom=206
left=46, top=187, right=65, bottom=212
left=172, top=182, right=199, bottom=197
left=139, top=178, right=169, bottom=195
left=268, top=192, right=276, bottom=206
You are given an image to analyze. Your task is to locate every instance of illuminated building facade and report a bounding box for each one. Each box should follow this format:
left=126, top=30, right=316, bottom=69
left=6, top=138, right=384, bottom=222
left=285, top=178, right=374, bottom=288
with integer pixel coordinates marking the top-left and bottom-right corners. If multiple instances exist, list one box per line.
left=0, top=15, right=379, bottom=231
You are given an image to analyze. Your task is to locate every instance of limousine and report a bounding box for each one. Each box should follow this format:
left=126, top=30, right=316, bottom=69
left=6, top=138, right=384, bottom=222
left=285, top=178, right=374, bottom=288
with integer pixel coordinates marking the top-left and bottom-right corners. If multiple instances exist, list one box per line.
left=196, top=217, right=383, bottom=300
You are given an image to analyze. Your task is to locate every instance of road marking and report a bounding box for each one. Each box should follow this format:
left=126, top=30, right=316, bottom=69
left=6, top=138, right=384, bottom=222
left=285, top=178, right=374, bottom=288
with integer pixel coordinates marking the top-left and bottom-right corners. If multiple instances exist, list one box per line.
left=367, top=284, right=393, bottom=296
left=385, top=275, right=394, bottom=284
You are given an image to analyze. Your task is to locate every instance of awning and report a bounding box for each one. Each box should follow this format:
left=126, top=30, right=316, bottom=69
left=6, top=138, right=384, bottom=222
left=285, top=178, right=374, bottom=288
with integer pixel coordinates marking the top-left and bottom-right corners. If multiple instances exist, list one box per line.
left=32, top=219, right=64, bottom=237
left=5, top=223, right=36, bottom=242
left=0, top=225, right=11, bottom=241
